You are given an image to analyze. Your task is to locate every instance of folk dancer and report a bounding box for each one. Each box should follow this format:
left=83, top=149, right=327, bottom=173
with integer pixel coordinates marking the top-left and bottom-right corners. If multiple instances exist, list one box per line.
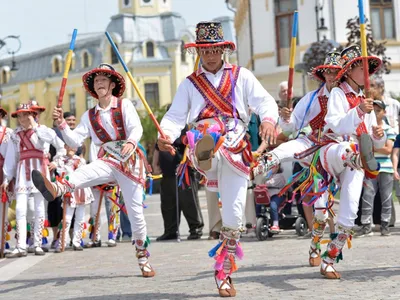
left=1, top=103, right=65, bottom=257
left=157, top=21, right=278, bottom=297
left=31, top=63, right=155, bottom=277
left=317, top=45, right=385, bottom=279
left=53, top=143, right=94, bottom=252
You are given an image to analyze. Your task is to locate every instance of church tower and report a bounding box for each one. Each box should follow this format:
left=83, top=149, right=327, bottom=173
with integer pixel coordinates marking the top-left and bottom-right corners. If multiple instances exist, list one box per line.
left=118, top=0, right=171, bottom=15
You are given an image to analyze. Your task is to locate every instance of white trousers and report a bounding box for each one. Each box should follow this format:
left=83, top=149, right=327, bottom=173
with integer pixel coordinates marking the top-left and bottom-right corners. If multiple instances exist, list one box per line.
left=271, top=136, right=314, bottom=165
left=319, top=143, right=364, bottom=228
left=244, top=173, right=264, bottom=226
left=60, top=204, right=86, bottom=248
left=15, top=193, right=45, bottom=249
left=204, top=153, right=248, bottom=229
left=205, top=190, right=222, bottom=233
left=69, top=159, right=146, bottom=241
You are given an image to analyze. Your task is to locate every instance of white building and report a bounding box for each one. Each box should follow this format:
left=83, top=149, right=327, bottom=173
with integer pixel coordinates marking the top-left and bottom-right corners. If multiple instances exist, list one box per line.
left=227, top=0, right=400, bottom=98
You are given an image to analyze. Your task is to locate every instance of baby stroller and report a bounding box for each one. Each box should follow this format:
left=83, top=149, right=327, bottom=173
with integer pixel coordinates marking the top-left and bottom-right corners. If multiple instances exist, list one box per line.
left=253, top=184, right=308, bottom=241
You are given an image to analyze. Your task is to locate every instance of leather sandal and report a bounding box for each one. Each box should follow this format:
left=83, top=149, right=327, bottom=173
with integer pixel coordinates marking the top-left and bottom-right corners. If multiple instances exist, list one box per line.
left=309, top=248, right=321, bottom=267
left=214, top=271, right=236, bottom=297
left=139, top=261, right=156, bottom=278
left=195, top=134, right=215, bottom=171
left=320, top=260, right=341, bottom=279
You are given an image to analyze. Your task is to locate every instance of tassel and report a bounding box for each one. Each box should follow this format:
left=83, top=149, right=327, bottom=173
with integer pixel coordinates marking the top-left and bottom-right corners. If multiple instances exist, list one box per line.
left=216, top=270, right=227, bottom=280
left=42, top=237, right=48, bottom=245
left=82, top=231, right=86, bottom=238
left=215, top=239, right=227, bottom=256
left=186, top=131, right=195, bottom=149
left=83, top=223, right=87, bottom=230
left=347, top=236, right=352, bottom=249
left=229, top=255, right=238, bottom=273
left=143, top=236, right=151, bottom=248
left=109, top=224, right=114, bottom=231
left=5, top=233, right=10, bottom=241
left=235, top=242, right=244, bottom=260
left=80, top=239, right=84, bottom=247
left=215, top=248, right=227, bottom=265
left=108, top=232, right=113, bottom=240
left=208, top=241, right=223, bottom=258
left=44, top=220, right=50, bottom=227
left=42, top=228, right=49, bottom=238
left=5, top=242, right=9, bottom=249
left=10, top=220, right=16, bottom=229
left=27, top=223, right=31, bottom=231
left=89, top=232, right=93, bottom=239
left=336, top=252, right=343, bottom=263
left=7, top=224, right=11, bottom=232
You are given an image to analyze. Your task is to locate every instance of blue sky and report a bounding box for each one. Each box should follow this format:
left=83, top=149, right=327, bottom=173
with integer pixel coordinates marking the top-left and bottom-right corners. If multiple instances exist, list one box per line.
left=0, top=0, right=233, bottom=57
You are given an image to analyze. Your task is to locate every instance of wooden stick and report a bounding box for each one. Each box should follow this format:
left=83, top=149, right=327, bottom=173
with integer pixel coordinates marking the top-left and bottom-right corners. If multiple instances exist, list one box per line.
left=92, top=190, right=104, bottom=243
left=358, top=0, right=370, bottom=98
left=286, top=11, right=299, bottom=109
left=61, top=196, right=67, bottom=252
left=57, top=29, right=78, bottom=108
left=0, top=197, right=6, bottom=258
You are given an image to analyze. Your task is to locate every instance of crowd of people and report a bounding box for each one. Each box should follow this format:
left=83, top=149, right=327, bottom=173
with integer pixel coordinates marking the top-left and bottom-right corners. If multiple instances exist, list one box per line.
left=0, top=20, right=399, bottom=298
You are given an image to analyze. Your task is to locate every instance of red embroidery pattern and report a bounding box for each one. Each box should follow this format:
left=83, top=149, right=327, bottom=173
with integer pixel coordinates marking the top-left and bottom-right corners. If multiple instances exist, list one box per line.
left=188, top=65, right=240, bottom=120
left=309, top=90, right=328, bottom=131
left=89, top=98, right=126, bottom=143
left=340, top=83, right=368, bottom=136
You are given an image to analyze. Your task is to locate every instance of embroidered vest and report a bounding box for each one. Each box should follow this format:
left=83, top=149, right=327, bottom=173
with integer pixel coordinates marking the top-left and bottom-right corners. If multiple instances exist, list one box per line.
left=339, top=83, right=368, bottom=136
left=18, top=129, right=48, bottom=181
left=309, top=89, right=329, bottom=131
left=187, top=65, right=241, bottom=121
left=89, top=98, right=126, bottom=143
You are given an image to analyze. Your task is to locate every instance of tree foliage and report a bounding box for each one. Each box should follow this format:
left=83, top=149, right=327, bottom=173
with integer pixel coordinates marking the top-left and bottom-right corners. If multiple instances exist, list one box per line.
left=302, top=16, right=391, bottom=75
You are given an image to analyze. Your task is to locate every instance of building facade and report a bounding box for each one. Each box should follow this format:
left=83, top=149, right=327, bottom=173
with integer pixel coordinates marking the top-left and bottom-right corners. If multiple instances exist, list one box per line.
left=0, top=0, right=197, bottom=128
left=228, top=0, right=400, bottom=99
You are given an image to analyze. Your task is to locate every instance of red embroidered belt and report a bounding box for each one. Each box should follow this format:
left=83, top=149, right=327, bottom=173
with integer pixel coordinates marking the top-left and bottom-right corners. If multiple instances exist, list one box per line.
left=19, top=149, right=49, bottom=181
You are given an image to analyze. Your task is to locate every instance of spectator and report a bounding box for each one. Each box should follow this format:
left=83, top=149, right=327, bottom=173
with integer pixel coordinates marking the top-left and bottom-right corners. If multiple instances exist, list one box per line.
left=153, top=126, right=204, bottom=241
left=357, top=100, right=395, bottom=237
left=370, top=75, right=400, bottom=134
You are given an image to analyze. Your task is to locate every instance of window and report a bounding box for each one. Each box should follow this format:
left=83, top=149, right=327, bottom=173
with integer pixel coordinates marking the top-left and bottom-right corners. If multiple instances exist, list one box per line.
left=146, top=41, right=154, bottom=57
left=1, top=68, right=9, bottom=84
left=145, top=83, right=159, bottom=108
left=52, top=57, right=61, bottom=74
left=69, top=93, right=76, bottom=116
left=86, top=93, right=95, bottom=110
left=111, top=45, right=119, bottom=64
left=123, top=0, right=131, bottom=7
left=274, top=0, right=298, bottom=66
left=142, top=0, right=152, bottom=3
left=82, top=51, right=90, bottom=68
left=181, top=41, right=186, bottom=63
left=370, top=0, right=395, bottom=40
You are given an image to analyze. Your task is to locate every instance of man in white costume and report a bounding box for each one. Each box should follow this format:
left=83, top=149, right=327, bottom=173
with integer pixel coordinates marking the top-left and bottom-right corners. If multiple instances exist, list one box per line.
left=31, top=63, right=155, bottom=278
left=256, top=51, right=343, bottom=267
left=157, top=21, right=278, bottom=297
left=317, top=45, right=386, bottom=279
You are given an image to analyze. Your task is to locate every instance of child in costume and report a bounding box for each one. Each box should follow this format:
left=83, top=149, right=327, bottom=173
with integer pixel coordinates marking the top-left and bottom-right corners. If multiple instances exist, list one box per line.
left=2, top=102, right=65, bottom=257
left=53, top=144, right=94, bottom=252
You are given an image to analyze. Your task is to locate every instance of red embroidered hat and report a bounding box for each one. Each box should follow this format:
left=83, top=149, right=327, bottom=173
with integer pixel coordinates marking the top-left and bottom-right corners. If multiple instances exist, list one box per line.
left=311, top=51, right=342, bottom=82
left=184, top=21, right=235, bottom=53
left=11, top=103, right=38, bottom=118
left=0, top=106, right=7, bottom=118
left=82, top=63, right=125, bottom=99
left=335, top=45, right=382, bottom=82
left=28, top=99, right=46, bottom=113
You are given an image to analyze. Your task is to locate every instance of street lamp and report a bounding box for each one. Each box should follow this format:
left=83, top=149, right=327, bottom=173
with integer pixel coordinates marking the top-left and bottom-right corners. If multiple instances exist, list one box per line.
left=315, top=0, right=328, bottom=41
left=0, top=35, right=22, bottom=72
left=0, top=35, right=21, bottom=105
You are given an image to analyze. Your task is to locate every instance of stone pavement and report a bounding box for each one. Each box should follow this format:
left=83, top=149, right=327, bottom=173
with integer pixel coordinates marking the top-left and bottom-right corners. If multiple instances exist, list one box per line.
left=1, top=190, right=400, bottom=300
